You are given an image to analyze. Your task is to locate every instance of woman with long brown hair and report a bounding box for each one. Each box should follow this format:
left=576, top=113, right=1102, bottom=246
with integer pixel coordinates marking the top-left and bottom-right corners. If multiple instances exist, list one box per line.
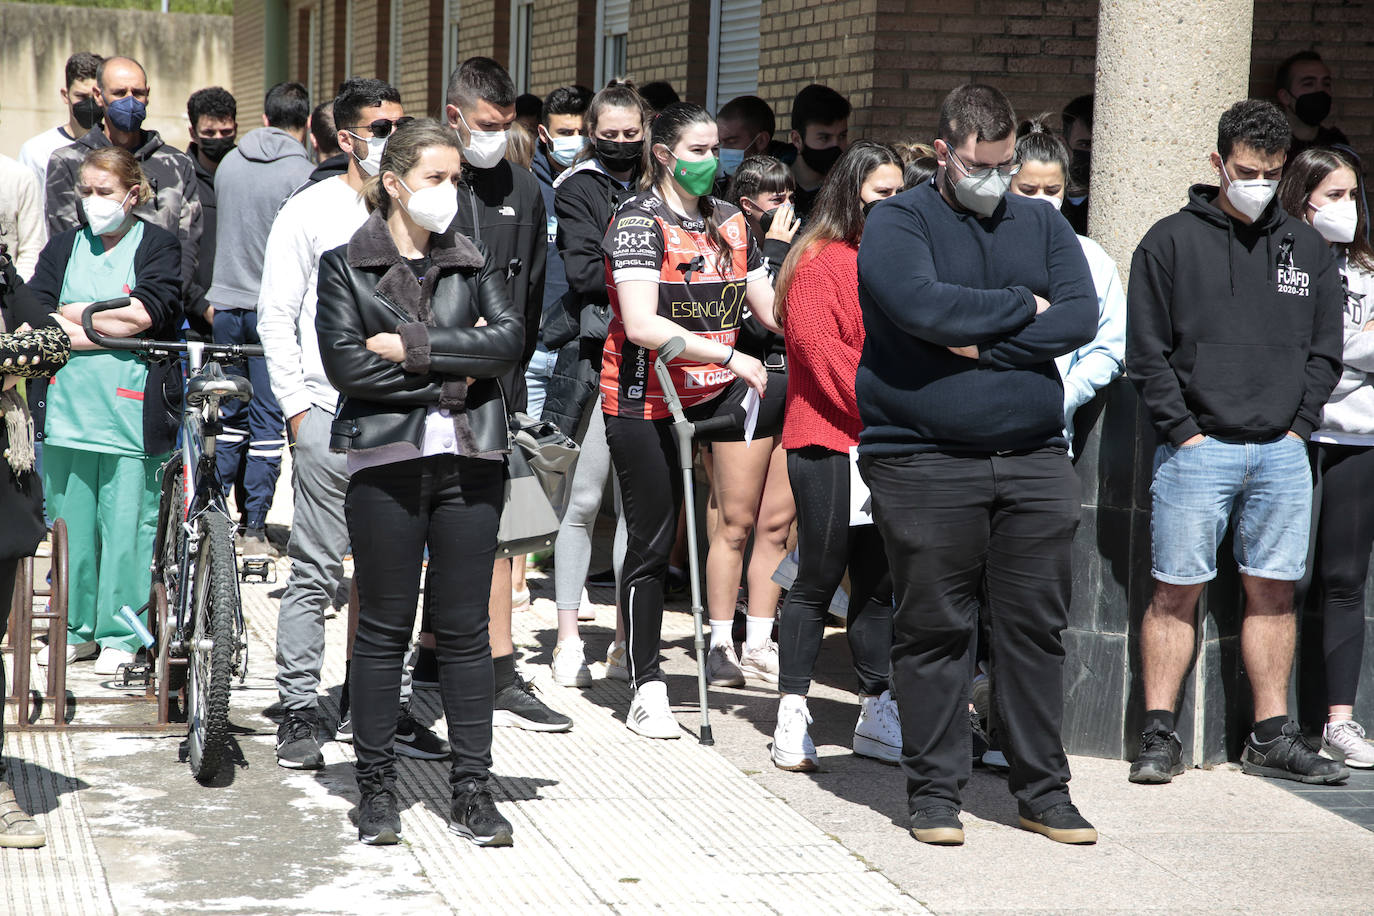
left=769, top=140, right=905, bottom=771
left=1277, top=146, right=1374, bottom=769
left=602, top=102, right=782, bottom=739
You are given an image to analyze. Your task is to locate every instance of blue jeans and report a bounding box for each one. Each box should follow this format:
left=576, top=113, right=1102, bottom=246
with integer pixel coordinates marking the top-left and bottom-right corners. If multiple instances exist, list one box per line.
left=523, top=345, right=556, bottom=420
left=1149, top=434, right=1312, bottom=584
left=213, top=308, right=285, bottom=530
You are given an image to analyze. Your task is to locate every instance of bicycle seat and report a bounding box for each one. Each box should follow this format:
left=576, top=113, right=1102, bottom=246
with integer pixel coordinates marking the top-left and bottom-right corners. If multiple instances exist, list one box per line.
left=187, top=373, right=253, bottom=406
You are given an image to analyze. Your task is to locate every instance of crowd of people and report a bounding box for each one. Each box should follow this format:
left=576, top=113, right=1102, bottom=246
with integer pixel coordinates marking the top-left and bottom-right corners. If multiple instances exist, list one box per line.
left=0, top=44, right=1367, bottom=855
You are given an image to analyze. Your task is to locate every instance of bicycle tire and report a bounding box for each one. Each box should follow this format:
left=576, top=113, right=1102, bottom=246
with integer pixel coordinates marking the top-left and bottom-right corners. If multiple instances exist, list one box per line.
left=186, top=511, right=237, bottom=782
left=155, top=460, right=187, bottom=694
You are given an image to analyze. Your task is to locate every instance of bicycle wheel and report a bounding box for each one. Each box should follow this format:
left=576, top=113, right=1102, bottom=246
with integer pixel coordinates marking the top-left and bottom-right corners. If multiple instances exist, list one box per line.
left=154, top=460, right=187, bottom=694
left=186, top=511, right=238, bottom=782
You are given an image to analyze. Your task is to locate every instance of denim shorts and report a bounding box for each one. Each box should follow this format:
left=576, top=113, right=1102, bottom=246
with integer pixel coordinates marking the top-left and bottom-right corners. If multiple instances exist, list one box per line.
left=1149, top=434, right=1312, bottom=584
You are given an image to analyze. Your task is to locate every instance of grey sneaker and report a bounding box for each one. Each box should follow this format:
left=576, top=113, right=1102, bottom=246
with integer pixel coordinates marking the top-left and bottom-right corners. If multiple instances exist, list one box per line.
left=276, top=711, right=324, bottom=770
left=1322, top=720, right=1374, bottom=769
left=706, top=642, right=745, bottom=687
left=740, top=640, right=780, bottom=686
left=0, top=783, right=45, bottom=849
left=239, top=527, right=273, bottom=557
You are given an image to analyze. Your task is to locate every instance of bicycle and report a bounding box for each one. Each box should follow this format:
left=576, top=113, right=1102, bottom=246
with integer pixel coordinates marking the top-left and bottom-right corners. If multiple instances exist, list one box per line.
left=82, top=298, right=262, bottom=782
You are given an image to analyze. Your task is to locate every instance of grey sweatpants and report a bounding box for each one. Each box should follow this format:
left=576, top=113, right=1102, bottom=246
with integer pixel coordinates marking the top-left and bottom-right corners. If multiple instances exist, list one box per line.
left=555, top=398, right=627, bottom=611
left=276, top=405, right=349, bottom=712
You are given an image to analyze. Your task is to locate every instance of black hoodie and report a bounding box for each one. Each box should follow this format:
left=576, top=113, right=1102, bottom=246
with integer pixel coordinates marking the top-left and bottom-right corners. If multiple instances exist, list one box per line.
left=1127, top=184, right=1343, bottom=446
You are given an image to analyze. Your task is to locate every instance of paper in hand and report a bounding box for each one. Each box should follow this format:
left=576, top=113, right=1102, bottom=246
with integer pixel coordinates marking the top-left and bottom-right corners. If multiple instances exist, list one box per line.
left=743, top=388, right=760, bottom=446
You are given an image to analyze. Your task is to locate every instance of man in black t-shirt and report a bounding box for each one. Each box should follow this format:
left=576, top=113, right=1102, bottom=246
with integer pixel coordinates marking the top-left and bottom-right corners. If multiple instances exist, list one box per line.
left=788, top=85, right=850, bottom=221
left=1276, top=51, right=1349, bottom=163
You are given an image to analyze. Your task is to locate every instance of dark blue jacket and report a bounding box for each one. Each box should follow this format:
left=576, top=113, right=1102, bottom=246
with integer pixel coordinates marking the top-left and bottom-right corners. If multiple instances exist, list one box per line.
left=532, top=148, right=569, bottom=321
left=855, top=181, right=1097, bottom=456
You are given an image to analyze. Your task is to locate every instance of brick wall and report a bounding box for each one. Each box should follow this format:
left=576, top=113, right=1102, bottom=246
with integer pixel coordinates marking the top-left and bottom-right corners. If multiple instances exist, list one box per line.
left=458, top=0, right=508, bottom=67
left=1249, top=0, right=1374, bottom=164
left=233, top=0, right=267, bottom=127
left=757, top=0, right=878, bottom=138
left=529, top=0, right=597, bottom=93
left=352, top=0, right=379, bottom=83
left=626, top=0, right=713, bottom=103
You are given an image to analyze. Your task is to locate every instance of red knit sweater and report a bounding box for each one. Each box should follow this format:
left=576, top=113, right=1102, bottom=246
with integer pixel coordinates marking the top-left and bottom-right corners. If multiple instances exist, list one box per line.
left=781, top=240, right=864, bottom=453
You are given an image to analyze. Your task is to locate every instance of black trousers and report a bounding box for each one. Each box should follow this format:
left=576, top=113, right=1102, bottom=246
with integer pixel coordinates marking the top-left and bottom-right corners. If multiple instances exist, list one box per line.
left=777, top=446, right=892, bottom=696
left=863, top=448, right=1078, bottom=817
left=604, top=376, right=784, bottom=687
left=346, top=455, right=503, bottom=789
left=1311, top=443, right=1374, bottom=708
left=0, top=558, right=15, bottom=783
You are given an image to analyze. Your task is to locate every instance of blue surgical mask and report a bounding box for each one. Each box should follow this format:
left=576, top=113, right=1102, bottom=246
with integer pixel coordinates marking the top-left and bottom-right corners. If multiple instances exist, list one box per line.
left=549, top=134, right=588, bottom=167
left=106, top=95, right=147, bottom=133
left=718, top=147, right=747, bottom=178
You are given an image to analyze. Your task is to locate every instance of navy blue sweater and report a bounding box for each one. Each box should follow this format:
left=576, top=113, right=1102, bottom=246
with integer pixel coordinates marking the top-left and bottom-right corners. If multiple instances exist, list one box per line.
left=855, top=181, right=1097, bottom=456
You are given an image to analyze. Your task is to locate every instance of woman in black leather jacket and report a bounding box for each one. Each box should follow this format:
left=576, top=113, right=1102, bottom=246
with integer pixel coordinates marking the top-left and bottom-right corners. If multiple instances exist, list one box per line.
left=314, top=120, right=523, bottom=849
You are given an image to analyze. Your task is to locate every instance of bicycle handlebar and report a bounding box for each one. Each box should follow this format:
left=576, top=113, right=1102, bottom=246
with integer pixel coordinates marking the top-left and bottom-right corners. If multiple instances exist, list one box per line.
left=80, top=298, right=266, bottom=359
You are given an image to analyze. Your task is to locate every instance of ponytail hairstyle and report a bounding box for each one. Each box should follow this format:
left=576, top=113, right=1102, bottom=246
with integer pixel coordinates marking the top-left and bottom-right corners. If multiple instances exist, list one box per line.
left=724, top=155, right=794, bottom=216
left=645, top=102, right=732, bottom=275
left=577, top=79, right=652, bottom=176
left=773, top=139, right=902, bottom=325
left=360, top=118, right=462, bottom=216
left=1278, top=146, right=1374, bottom=273
left=1013, top=114, right=1071, bottom=188
left=892, top=140, right=938, bottom=190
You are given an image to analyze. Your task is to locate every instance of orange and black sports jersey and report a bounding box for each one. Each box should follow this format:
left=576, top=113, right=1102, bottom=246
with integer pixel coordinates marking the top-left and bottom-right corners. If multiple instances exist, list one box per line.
left=600, top=190, right=765, bottom=420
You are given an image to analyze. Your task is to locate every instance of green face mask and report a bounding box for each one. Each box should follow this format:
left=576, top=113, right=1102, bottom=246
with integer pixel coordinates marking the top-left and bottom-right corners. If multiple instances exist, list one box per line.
left=671, top=154, right=719, bottom=197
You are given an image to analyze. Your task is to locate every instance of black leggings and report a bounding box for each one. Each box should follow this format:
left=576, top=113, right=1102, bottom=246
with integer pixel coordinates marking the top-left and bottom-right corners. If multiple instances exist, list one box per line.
left=778, top=447, right=892, bottom=696
left=346, top=455, right=503, bottom=789
left=1312, top=443, right=1374, bottom=708
left=605, top=376, right=782, bottom=687
left=0, top=558, right=15, bottom=783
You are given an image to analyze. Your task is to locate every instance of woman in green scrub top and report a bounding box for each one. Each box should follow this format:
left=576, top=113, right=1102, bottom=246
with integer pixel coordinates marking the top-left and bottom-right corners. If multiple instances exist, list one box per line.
left=27, top=146, right=184, bottom=675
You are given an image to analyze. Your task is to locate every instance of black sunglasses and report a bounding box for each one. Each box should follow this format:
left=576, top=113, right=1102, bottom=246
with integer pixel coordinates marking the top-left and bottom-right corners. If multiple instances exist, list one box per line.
left=349, top=116, right=416, bottom=139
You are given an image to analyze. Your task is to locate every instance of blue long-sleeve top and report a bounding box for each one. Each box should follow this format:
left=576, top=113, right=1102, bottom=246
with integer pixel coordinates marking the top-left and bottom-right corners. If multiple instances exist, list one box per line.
left=855, top=180, right=1098, bottom=456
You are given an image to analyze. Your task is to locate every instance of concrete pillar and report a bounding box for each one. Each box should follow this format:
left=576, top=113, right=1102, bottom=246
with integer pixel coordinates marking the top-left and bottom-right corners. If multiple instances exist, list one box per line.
left=1071, top=0, right=1256, bottom=769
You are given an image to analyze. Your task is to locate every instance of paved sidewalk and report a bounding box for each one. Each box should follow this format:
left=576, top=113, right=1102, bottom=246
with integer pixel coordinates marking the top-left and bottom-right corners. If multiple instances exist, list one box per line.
left=5, top=558, right=1374, bottom=914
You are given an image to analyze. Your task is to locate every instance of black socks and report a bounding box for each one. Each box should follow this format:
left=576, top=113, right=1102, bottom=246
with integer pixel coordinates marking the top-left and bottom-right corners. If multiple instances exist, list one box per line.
left=1144, top=709, right=1175, bottom=735
left=1252, top=715, right=1289, bottom=743
left=493, top=652, right=515, bottom=692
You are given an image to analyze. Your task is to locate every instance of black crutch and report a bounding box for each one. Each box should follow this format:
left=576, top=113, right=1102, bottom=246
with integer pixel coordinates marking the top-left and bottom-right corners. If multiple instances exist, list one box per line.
left=652, top=337, right=740, bottom=746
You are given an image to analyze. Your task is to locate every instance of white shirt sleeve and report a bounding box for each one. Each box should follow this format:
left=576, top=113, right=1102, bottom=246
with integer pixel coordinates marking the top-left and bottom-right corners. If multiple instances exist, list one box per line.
left=256, top=199, right=316, bottom=421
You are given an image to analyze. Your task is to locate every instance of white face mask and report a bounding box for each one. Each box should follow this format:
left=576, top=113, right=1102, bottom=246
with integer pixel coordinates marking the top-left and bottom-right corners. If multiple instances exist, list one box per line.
left=1022, top=192, right=1064, bottom=211
left=1221, top=163, right=1278, bottom=222
left=346, top=131, right=388, bottom=176
left=1310, top=198, right=1358, bottom=244
left=458, top=110, right=509, bottom=169
left=397, top=176, right=459, bottom=234
left=81, top=188, right=133, bottom=235
left=548, top=134, right=588, bottom=167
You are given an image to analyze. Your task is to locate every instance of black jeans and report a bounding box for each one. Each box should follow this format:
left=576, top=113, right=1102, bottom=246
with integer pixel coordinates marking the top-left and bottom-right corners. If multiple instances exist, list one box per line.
left=604, top=377, right=782, bottom=687
left=346, top=455, right=503, bottom=789
left=1311, top=443, right=1374, bottom=708
left=863, top=448, right=1078, bottom=817
left=778, top=447, right=892, bottom=696
left=0, top=558, right=15, bottom=783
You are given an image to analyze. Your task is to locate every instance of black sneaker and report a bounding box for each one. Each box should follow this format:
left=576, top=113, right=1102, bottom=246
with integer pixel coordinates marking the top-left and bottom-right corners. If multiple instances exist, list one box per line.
left=665, top=566, right=689, bottom=598
left=1241, top=721, right=1350, bottom=785
left=493, top=670, right=572, bottom=732
left=587, top=568, right=617, bottom=588
left=970, top=708, right=989, bottom=765
left=1018, top=801, right=1097, bottom=845
left=1128, top=724, right=1184, bottom=784
left=357, top=782, right=402, bottom=845
left=450, top=779, right=513, bottom=847
left=910, top=805, right=964, bottom=846
left=411, top=646, right=440, bottom=690
left=395, top=706, right=450, bottom=760
left=276, top=711, right=324, bottom=770
left=335, top=682, right=352, bottom=743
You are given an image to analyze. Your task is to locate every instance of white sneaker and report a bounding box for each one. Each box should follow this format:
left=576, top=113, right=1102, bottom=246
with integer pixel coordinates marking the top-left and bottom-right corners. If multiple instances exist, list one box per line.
left=36, top=640, right=98, bottom=667
left=627, top=681, right=681, bottom=739
left=551, top=638, right=592, bottom=687
left=577, top=587, right=596, bottom=621
left=740, top=640, right=780, bottom=686
left=706, top=643, right=745, bottom=687
left=93, top=647, right=136, bottom=676
left=511, top=588, right=531, bottom=611
left=1322, top=720, right=1374, bottom=768
left=605, top=642, right=630, bottom=682
left=853, top=689, right=902, bottom=764
left=772, top=695, right=819, bottom=771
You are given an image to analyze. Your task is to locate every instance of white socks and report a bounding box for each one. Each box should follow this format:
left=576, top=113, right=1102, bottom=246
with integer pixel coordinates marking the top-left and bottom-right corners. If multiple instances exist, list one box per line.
left=710, top=620, right=733, bottom=650
left=745, top=615, right=773, bottom=651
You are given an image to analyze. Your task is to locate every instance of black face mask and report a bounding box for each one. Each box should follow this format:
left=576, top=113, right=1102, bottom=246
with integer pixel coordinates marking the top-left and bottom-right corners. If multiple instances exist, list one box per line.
left=862, top=198, right=881, bottom=219
left=72, top=96, right=103, bottom=131
left=198, top=136, right=236, bottom=163
left=1293, top=90, right=1332, bottom=128
left=800, top=144, right=843, bottom=175
left=594, top=138, right=643, bottom=172
left=758, top=206, right=779, bottom=234
left=1069, top=149, right=1092, bottom=190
